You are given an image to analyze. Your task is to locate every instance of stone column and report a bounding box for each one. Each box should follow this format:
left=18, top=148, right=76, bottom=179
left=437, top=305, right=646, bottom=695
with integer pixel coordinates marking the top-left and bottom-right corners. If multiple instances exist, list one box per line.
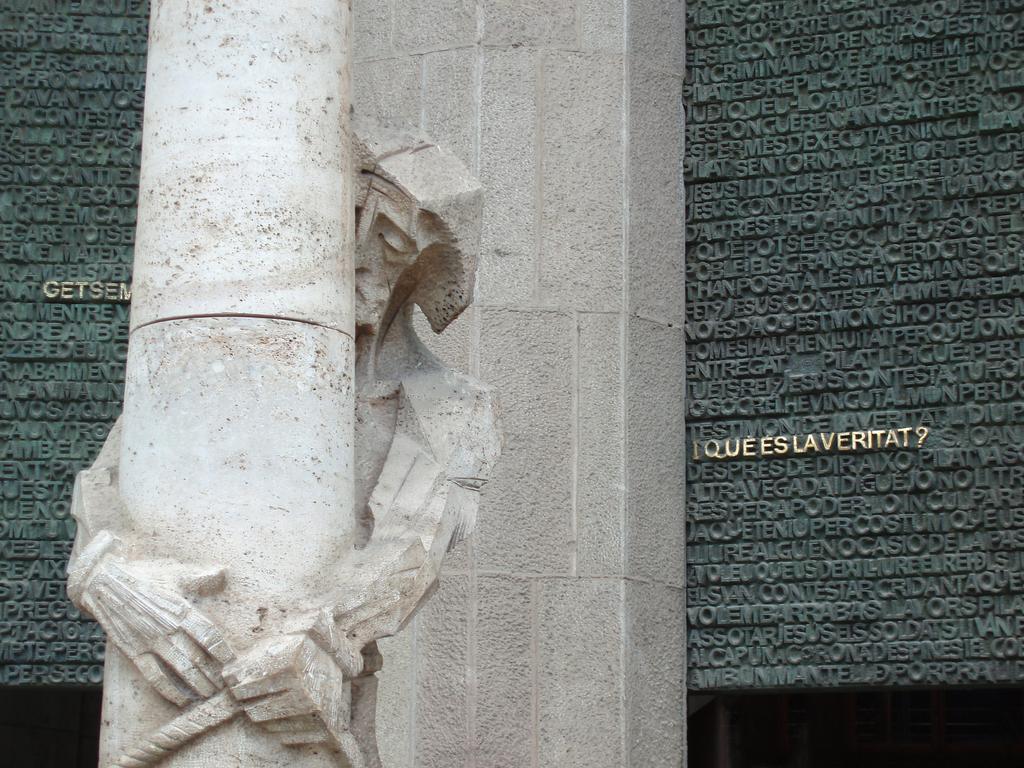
left=107, top=1, right=353, bottom=764
left=352, top=0, right=687, bottom=766
left=123, top=0, right=354, bottom=642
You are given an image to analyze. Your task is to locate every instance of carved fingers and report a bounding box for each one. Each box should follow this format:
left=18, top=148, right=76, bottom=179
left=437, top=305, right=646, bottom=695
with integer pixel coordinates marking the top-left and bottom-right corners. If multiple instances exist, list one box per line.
left=66, top=529, right=117, bottom=606
left=78, top=557, right=234, bottom=706
left=152, top=631, right=222, bottom=699
left=179, top=609, right=234, bottom=666
left=137, top=604, right=232, bottom=705
left=308, top=607, right=366, bottom=679
left=334, top=562, right=427, bottom=647
left=223, top=634, right=373, bottom=767
left=132, top=654, right=196, bottom=707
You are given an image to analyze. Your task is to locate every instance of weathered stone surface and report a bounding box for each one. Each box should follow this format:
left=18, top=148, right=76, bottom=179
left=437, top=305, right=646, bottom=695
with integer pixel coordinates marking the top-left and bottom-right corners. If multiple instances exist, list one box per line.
left=482, top=0, right=579, bottom=48
left=353, top=57, right=422, bottom=127
left=128, top=2, right=352, bottom=334
left=628, top=69, right=685, bottom=326
left=580, top=0, right=624, bottom=52
left=118, top=317, right=355, bottom=626
left=540, top=52, right=624, bottom=310
left=475, top=576, right=534, bottom=767
left=625, top=583, right=685, bottom=768
left=353, top=0, right=393, bottom=60
left=627, top=0, right=685, bottom=75
left=478, top=48, right=539, bottom=306
left=577, top=313, right=625, bottom=576
left=70, top=4, right=359, bottom=763
left=374, top=632, right=414, bottom=768
left=626, top=317, right=685, bottom=586
left=538, top=579, right=624, bottom=768
left=475, top=309, right=574, bottom=574
left=423, top=49, right=479, bottom=172
left=394, top=0, right=476, bottom=52
left=414, top=576, right=470, bottom=768
left=413, top=306, right=473, bottom=375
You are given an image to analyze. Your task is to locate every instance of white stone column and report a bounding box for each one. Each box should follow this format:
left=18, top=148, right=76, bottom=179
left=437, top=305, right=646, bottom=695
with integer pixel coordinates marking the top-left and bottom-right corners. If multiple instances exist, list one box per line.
left=105, top=1, right=353, bottom=764
left=352, top=0, right=687, bottom=766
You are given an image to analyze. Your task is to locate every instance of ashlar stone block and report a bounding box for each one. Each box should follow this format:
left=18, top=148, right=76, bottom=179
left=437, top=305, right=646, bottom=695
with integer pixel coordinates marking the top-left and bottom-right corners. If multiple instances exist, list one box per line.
left=475, top=309, right=575, bottom=574
left=479, top=48, right=540, bottom=306
left=540, top=51, right=624, bottom=311
left=482, top=0, right=579, bottom=48
left=538, top=579, right=624, bottom=768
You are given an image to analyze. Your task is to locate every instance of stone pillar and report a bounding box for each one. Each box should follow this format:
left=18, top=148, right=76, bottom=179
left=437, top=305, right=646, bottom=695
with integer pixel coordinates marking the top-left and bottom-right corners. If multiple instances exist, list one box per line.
left=123, top=0, right=354, bottom=641
left=105, top=1, right=353, bottom=764
left=352, top=0, right=687, bottom=766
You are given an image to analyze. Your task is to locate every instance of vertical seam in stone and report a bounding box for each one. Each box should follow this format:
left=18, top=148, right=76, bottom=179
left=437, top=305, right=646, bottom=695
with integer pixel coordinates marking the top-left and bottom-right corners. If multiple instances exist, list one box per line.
left=468, top=16, right=483, bottom=761
left=570, top=310, right=580, bottom=577
left=620, top=0, right=632, bottom=764
left=679, top=1, right=688, bottom=750
left=530, top=578, right=540, bottom=768
left=533, top=51, right=545, bottom=305
left=410, top=613, right=419, bottom=768
left=466, top=539, right=478, bottom=768
left=620, top=576, right=630, bottom=767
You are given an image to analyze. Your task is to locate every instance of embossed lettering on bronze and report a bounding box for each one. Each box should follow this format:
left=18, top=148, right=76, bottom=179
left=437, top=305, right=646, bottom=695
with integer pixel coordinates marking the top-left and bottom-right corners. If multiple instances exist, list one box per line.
left=41, top=280, right=132, bottom=302
left=686, top=0, right=1024, bottom=690
left=0, top=0, right=146, bottom=685
left=692, top=425, right=929, bottom=460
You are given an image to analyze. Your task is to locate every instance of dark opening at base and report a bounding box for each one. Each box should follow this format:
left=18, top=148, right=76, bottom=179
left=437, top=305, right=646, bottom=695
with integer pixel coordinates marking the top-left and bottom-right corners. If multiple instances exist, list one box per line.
left=688, top=689, right=1024, bottom=768
left=688, top=692, right=1024, bottom=768
left=0, top=688, right=102, bottom=767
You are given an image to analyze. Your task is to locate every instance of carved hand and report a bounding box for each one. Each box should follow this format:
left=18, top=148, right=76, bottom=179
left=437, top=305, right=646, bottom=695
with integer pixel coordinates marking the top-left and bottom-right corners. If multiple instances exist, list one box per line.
left=69, top=536, right=234, bottom=707
left=223, top=633, right=373, bottom=767
left=328, top=543, right=432, bottom=651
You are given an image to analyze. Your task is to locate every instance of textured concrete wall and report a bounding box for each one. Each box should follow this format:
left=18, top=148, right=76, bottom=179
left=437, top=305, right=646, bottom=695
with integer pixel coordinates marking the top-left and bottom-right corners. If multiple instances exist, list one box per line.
left=352, top=2, right=686, bottom=765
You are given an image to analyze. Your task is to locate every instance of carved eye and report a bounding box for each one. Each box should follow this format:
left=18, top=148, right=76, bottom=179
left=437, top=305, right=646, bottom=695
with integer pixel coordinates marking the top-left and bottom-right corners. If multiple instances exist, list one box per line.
left=375, top=215, right=415, bottom=255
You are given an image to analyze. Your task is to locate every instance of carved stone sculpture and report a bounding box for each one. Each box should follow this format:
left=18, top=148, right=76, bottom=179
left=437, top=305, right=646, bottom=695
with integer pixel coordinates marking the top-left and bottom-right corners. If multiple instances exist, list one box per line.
left=65, top=2, right=499, bottom=766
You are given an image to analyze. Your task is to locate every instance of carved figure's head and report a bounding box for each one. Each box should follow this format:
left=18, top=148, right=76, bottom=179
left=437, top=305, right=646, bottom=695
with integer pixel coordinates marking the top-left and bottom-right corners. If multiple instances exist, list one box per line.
left=353, top=118, right=483, bottom=345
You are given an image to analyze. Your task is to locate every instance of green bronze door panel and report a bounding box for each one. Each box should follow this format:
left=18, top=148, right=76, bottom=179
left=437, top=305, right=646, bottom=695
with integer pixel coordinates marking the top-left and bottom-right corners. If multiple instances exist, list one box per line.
left=1, top=0, right=147, bottom=686
left=685, top=0, right=1024, bottom=690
